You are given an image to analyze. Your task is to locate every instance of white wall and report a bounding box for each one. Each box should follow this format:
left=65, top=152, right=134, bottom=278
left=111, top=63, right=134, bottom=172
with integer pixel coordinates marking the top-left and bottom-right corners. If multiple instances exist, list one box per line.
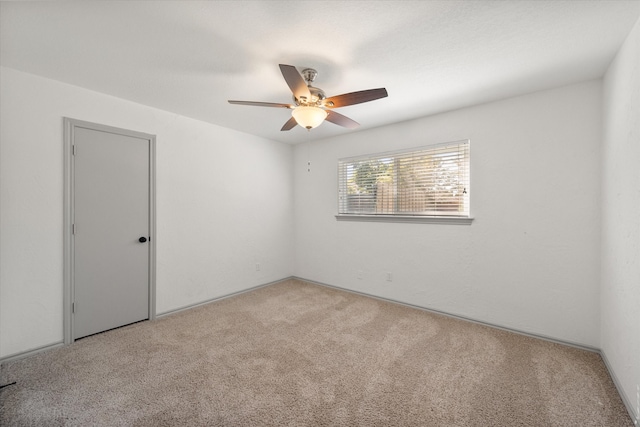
left=0, top=67, right=294, bottom=358
left=601, top=17, right=640, bottom=422
left=294, top=80, right=602, bottom=348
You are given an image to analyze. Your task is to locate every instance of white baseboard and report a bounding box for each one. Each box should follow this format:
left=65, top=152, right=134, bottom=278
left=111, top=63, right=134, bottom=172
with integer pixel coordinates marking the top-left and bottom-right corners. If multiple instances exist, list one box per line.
left=0, top=341, right=64, bottom=364
left=156, top=277, right=294, bottom=318
left=1, top=277, right=294, bottom=364
left=294, top=276, right=599, bottom=352
left=600, top=350, right=639, bottom=425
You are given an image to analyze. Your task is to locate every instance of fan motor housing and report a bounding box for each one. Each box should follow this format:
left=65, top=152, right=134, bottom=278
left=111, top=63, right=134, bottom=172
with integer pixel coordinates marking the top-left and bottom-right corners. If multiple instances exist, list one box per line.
left=291, top=68, right=326, bottom=106
left=294, top=85, right=326, bottom=107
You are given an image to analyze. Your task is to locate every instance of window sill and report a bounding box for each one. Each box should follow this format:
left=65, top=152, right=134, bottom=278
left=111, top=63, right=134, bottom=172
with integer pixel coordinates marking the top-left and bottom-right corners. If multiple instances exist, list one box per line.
left=335, top=214, right=474, bottom=225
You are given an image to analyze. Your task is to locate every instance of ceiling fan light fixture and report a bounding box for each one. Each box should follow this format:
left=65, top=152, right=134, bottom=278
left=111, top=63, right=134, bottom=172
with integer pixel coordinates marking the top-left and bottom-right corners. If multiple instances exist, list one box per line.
left=292, top=106, right=327, bottom=129
left=228, top=64, right=387, bottom=132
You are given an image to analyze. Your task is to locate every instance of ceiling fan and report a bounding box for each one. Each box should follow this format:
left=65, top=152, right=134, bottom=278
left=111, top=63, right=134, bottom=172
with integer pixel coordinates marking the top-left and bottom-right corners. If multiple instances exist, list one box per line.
left=228, top=64, right=388, bottom=131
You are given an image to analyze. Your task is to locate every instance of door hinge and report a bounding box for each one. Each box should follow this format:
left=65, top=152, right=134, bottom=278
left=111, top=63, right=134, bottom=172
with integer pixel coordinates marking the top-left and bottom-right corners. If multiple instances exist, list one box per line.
left=72, top=302, right=76, bottom=313
left=72, top=145, right=76, bottom=156
left=72, top=224, right=76, bottom=235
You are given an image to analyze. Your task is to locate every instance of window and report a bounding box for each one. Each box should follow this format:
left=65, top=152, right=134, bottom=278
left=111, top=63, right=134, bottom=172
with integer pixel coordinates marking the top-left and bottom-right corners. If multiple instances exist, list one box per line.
left=337, top=140, right=470, bottom=223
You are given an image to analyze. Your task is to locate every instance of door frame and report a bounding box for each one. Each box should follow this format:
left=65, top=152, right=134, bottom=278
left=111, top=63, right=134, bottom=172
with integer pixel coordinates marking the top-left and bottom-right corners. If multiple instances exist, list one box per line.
left=63, top=118, right=156, bottom=344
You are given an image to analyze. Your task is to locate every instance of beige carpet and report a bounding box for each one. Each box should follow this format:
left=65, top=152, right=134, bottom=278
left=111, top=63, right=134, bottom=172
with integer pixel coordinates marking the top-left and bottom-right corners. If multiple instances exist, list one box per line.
left=0, top=279, right=632, bottom=426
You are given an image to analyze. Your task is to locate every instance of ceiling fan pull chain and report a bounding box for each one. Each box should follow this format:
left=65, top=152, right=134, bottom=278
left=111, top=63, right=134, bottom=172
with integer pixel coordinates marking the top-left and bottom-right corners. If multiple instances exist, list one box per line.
left=307, top=132, right=312, bottom=173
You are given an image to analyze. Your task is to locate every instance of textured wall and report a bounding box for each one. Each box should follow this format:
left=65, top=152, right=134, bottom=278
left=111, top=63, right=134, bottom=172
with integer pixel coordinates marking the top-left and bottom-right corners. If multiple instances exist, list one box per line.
left=601, top=16, right=640, bottom=422
left=294, top=80, right=602, bottom=348
left=0, top=67, right=294, bottom=358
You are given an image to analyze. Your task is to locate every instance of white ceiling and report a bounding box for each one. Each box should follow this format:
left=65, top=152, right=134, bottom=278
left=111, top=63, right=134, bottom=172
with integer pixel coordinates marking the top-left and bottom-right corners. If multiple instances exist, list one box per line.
left=2, top=1, right=639, bottom=144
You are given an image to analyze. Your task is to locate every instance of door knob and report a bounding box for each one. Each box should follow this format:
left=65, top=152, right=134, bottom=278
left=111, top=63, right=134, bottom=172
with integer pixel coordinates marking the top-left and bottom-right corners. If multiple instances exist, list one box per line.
left=138, top=237, right=147, bottom=243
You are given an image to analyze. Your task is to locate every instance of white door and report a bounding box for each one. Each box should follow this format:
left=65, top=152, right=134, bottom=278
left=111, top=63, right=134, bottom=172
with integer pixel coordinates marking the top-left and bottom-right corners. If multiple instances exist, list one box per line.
left=72, top=123, right=151, bottom=339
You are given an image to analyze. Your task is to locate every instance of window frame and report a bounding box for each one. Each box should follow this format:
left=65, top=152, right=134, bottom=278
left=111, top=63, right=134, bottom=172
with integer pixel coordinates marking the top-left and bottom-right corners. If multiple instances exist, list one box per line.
left=335, top=140, right=472, bottom=224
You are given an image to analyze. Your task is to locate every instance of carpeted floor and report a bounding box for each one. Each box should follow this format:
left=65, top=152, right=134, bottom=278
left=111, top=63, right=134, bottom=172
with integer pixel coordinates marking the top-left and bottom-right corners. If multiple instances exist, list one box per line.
left=0, top=279, right=632, bottom=426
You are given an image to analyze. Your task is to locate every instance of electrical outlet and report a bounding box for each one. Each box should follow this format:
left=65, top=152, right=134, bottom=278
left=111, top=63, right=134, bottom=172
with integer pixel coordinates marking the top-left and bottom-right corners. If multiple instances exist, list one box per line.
left=255, top=263, right=260, bottom=271
left=386, top=272, right=392, bottom=282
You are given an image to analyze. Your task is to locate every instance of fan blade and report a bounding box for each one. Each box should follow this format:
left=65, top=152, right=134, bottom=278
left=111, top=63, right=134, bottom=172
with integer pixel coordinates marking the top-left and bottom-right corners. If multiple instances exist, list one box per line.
left=279, top=64, right=311, bottom=102
left=325, top=110, right=359, bottom=129
left=281, top=117, right=298, bottom=131
left=324, top=88, right=388, bottom=108
left=228, top=100, right=293, bottom=108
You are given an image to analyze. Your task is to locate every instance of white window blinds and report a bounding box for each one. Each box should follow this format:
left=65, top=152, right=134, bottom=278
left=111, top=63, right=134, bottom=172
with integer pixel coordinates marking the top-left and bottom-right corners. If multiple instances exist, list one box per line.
left=338, top=140, right=470, bottom=217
